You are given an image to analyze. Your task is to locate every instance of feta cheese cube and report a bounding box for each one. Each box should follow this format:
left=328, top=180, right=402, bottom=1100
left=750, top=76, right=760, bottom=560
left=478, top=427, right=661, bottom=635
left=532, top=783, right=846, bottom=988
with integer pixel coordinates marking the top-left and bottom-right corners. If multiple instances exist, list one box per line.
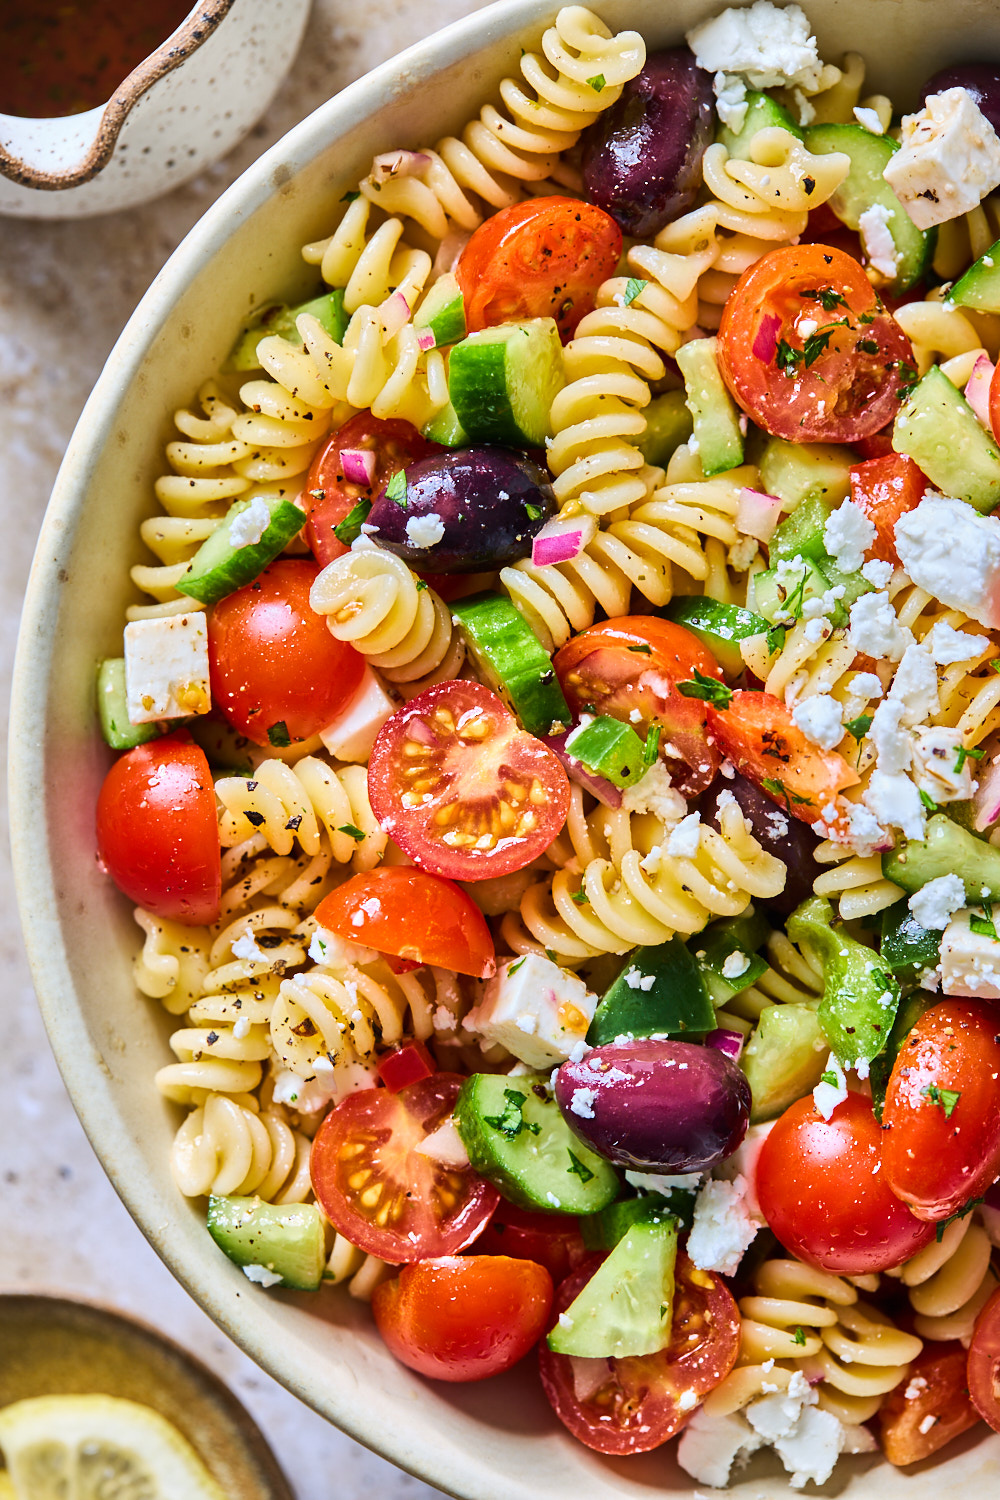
left=123, top=612, right=211, bottom=723
left=884, top=88, right=1000, bottom=230
left=687, top=2, right=831, bottom=93
left=319, top=665, right=396, bottom=762
left=894, top=496, right=1000, bottom=629
left=941, top=907, right=1000, bottom=998
left=466, top=954, right=597, bottom=1068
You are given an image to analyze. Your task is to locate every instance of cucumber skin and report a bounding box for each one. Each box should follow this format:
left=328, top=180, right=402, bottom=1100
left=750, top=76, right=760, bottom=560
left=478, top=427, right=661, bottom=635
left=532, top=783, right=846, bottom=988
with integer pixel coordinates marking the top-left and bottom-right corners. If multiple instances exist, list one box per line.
left=664, top=598, right=770, bottom=678
left=547, top=1215, right=678, bottom=1358
left=176, top=497, right=306, bottom=606
left=892, top=365, right=1000, bottom=513
left=451, top=592, right=571, bottom=738
left=719, top=90, right=803, bottom=158
left=97, top=659, right=164, bottom=749
left=448, top=318, right=564, bottom=449
left=950, top=238, right=1000, bottom=313
left=587, top=936, right=716, bottom=1046
left=207, top=1196, right=327, bottom=1290
left=675, top=337, right=744, bottom=477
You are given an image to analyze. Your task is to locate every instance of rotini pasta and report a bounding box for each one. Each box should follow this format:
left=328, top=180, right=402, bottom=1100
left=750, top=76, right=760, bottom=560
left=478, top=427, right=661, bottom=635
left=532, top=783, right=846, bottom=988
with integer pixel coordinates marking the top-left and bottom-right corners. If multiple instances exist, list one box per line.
left=170, top=1093, right=313, bottom=1201
left=216, top=756, right=386, bottom=870
left=889, top=1211, right=999, bottom=1343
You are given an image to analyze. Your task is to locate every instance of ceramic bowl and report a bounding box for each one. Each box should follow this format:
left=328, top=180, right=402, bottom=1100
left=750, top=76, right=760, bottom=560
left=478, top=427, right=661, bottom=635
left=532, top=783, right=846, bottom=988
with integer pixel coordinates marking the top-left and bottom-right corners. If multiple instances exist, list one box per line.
left=10, top=1, right=1000, bottom=1495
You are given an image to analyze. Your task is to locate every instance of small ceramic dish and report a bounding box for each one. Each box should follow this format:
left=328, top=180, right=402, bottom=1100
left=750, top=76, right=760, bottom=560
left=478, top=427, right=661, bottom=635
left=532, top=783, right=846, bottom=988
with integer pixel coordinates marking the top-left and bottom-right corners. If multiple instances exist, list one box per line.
left=0, top=1292, right=292, bottom=1497
left=10, top=0, right=1000, bottom=1495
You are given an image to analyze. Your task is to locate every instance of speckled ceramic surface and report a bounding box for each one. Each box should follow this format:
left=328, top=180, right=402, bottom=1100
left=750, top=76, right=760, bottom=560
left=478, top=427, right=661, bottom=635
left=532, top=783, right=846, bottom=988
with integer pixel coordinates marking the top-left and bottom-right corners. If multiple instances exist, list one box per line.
left=9, top=1, right=1000, bottom=1496
left=0, top=1294, right=293, bottom=1498
left=0, top=0, right=311, bottom=217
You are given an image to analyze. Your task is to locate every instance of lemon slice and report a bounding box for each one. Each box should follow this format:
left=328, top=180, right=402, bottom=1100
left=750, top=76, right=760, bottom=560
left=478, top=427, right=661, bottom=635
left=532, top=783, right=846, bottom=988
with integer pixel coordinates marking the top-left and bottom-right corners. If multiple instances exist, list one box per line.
left=0, top=1395, right=227, bottom=1500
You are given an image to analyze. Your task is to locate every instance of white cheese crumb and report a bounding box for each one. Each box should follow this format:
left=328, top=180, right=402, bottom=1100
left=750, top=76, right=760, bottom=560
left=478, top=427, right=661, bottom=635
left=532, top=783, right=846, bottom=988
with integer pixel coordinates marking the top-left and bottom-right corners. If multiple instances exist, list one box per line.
left=242, top=1263, right=283, bottom=1287
left=863, top=769, right=926, bottom=839
left=858, top=202, right=901, bottom=278
left=722, top=950, right=751, bottom=980
left=854, top=105, right=885, bottom=134
left=687, top=1176, right=760, bottom=1276
left=231, top=930, right=269, bottom=964
left=813, top=1054, right=847, bottom=1120
left=895, top=495, right=1000, bottom=629
left=791, top=693, right=844, bottom=751
left=849, top=670, right=884, bottom=699
left=621, top=759, right=686, bottom=824
left=666, top=811, right=702, bottom=858
left=861, top=559, right=893, bottom=589
left=913, top=726, right=977, bottom=803
left=623, top=967, right=656, bottom=992
left=910, top=873, right=969, bottom=930
left=824, top=499, right=877, bottom=572
left=232, top=1016, right=252, bottom=1040
left=228, top=494, right=272, bottom=548
left=919, top=1414, right=938, bottom=1435
left=687, top=1, right=830, bottom=92
left=405, top=511, right=446, bottom=548
left=848, top=589, right=913, bottom=660
left=713, top=71, right=748, bottom=132
left=569, top=1086, right=596, bottom=1119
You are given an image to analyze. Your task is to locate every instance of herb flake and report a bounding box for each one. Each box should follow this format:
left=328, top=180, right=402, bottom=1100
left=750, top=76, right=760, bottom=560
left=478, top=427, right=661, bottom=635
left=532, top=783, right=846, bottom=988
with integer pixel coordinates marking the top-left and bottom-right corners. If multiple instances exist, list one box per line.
left=483, top=1089, right=540, bottom=1139
left=677, top=668, right=733, bottom=708
left=623, top=277, right=648, bottom=306
left=337, top=824, right=366, bottom=842
left=267, top=721, right=291, bottom=748
left=385, top=469, right=407, bottom=507
left=567, top=1150, right=595, bottom=1183
left=334, top=497, right=373, bottom=545
left=587, top=73, right=606, bottom=91
left=921, top=1083, right=962, bottom=1118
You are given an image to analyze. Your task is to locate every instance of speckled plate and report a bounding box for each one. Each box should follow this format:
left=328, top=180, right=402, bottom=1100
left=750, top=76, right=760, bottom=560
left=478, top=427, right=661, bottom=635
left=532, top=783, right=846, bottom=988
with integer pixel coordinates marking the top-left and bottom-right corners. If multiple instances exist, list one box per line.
left=0, top=1293, right=292, bottom=1499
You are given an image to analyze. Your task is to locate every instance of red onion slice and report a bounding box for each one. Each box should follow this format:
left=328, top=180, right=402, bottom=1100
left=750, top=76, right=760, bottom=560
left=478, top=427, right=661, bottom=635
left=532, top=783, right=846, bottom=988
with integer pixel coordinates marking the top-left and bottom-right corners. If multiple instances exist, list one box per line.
left=752, top=312, right=781, bottom=363
left=972, top=749, right=1000, bottom=831
left=340, top=448, right=377, bottom=487
left=371, top=149, right=432, bottom=184
left=416, top=328, right=437, bottom=352
left=736, top=486, right=783, bottom=543
left=546, top=730, right=622, bottom=808
left=380, top=290, right=411, bottom=339
left=531, top=515, right=597, bottom=567
left=965, top=353, right=996, bottom=430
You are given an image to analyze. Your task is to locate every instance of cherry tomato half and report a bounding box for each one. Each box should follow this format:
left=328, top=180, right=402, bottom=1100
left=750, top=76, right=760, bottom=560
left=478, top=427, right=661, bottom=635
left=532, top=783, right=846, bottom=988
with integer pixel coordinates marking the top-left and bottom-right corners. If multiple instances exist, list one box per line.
left=96, top=732, right=220, bottom=925
left=368, top=680, right=570, bottom=882
left=755, top=1092, right=935, bottom=1274
left=878, top=1340, right=981, bottom=1464
left=315, top=866, right=496, bottom=978
left=372, top=1255, right=553, bottom=1381
left=717, top=244, right=915, bottom=443
left=538, top=1253, right=740, bottom=1454
left=208, top=559, right=364, bottom=747
left=882, top=999, right=1000, bottom=1222
left=473, top=1201, right=588, bottom=1284
left=706, top=690, right=859, bottom=825
left=989, top=357, right=1000, bottom=446
left=554, top=617, right=723, bottom=797
left=456, top=196, right=622, bottom=340
left=310, top=1073, right=499, bottom=1262
left=849, top=453, right=926, bottom=567
left=968, top=1283, right=1000, bottom=1432
left=304, top=412, right=441, bottom=567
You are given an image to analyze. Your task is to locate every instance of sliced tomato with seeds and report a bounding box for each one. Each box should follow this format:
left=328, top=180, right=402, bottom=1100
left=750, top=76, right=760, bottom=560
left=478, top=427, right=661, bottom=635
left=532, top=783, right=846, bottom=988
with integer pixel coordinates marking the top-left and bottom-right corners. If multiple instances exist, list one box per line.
left=367, top=680, right=570, bottom=882
left=706, top=689, right=859, bottom=824
left=538, top=1253, right=740, bottom=1455
left=879, top=1341, right=981, bottom=1464
left=310, top=1073, right=500, bottom=1263
left=968, top=1283, right=1000, bottom=1432
left=554, top=617, right=723, bottom=797
left=849, top=452, right=926, bottom=567
left=315, top=867, right=496, bottom=979
left=717, top=243, right=915, bottom=443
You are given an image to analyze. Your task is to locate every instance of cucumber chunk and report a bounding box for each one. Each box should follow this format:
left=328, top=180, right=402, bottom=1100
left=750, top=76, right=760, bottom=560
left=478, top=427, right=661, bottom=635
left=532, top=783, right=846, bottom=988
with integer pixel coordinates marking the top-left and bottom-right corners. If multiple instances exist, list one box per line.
left=413, top=272, right=467, bottom=347
left=580, top=1191, right=690, bottom=1249
left=448, top=317, right=564, bottom=448
left=883, top=811, right=1000, bottom=900
left=450, top=591, right=571, bottom=737
left=637, top=389, right=693, bottom=468
left=97, top=659, right=165, bottom=749
left=564, top=715, right=649, bottom=789
left=769, top=491, right=836, bottom=565
left=548, top=1212, right=678, bottom=1358
left=588, top=936, right=716, bottom=1045
left=176, top=495, right=306, bottom=606
left=950, top=238, right=1000, bottom=314
left=758, top=437, right=853, bottom=512
left=893, top=364, right=1000, bottom=512
left=752, top=555, right=837, bottom=627
left=453, top=1073, right=619, bottom=1215
left=804, top=123, right=934, bottom=291
left=665, top=598, right=771, bottom=678
left=741, top=1003, right=827, bottom=1123
left=719, top=90, right=803, bottom=157
left=228, top=290, right=348, bottom=371
left=207, top=1196, right=327, bottom=1289
left=675, top=336, right=745, bottom=477
left=421, top=401, right=468, bottom=447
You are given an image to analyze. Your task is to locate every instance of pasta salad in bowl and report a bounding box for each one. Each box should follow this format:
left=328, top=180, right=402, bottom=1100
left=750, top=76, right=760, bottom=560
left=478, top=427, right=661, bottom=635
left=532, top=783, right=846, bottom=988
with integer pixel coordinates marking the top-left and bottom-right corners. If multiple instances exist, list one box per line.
left=12, top=0, right=1000, bottom=1492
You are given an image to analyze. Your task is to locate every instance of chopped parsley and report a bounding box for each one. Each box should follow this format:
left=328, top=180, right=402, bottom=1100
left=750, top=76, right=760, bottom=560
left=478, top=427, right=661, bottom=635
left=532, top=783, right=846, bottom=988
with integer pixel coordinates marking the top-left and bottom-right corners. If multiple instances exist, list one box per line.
left=570, top=888, right=590, bottom=905
left=334, top=497, right=372, bottom=545
left=800, top=287, right=849, bottom=312
left=525, top=502, right=542, bottom=520
left=545, top=948, right=558, bottom=964
left=567, top=1150, right=595, bottom=1183
left=628, top=642, right=653, bottom=654
left=415, top=579, right=428, bottom=591
left=337, top=824, right=366, bottom=842
left=760, top=776, right=812, bottom=815
left=267, top=721, right=291, bottom=748
left=340, top=189, right=361, bottom=202
left=792, top=1326, right=808, bottom=1346
left=587, top=73, right=606, bottom=91
left=802, top=328, right=836, bottom=366
left=385, top=469, right=407, bottom=507
left=765, top=624, right=786, bottom=654
left=918, top=788, right=939, bottom=813
left=895, top=360, right=919, bottom=399
left=623, top=277, right=648, bottom=306
left=955, top=744, right=985, bottom=773
left=856, top=338, right=880, bottom=354
left=483, top=1089, right=540, bottom=1139
left=507, top=957, right=526, bottom=976
left=935, top=1195, right=984, bottom=1242
left=921, top=1083, right=961, bottom=1119
left=643, top=723, right=661, bottom=769
left=775, top=338, right=803, bottom=376
left=677, top=669, right=733, bottom=708
left=820, top=1069, right=840, bottom=1087
left=844, top=713, right=873, bottom=741
left=970, top=901, right=998, bottom=940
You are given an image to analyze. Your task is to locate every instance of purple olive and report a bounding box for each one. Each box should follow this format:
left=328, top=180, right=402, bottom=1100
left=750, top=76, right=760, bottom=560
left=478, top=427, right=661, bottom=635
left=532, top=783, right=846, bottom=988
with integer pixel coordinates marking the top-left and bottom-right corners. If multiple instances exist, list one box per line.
left=700, top=772, right=821, bottom=916
left=921, top=65, right=1000, bottom=136
left=555, top=1038, right=750, bottom=1174
left=366, top=447, right=556, bottom=573
left=581, top=49, right=715, bottom=239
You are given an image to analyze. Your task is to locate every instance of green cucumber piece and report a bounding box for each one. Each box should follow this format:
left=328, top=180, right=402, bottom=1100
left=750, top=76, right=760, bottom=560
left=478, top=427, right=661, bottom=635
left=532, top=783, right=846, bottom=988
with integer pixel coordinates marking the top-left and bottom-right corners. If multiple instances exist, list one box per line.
left=675, top=336, right=744, bottom=476
left=176, top=495, right=306, bottom=606
left=870, top=990, right=937, bottom=1122
left=695, top=909, right=770, bottom=1003
left=880, top=897, right=942, bottom=979
left=453, top=1073, right=619, bottom=1215
left=883, top=811, right=1000, bottom=900
left=893, top=364, right=1000, bottom=512
left=97, top=659, right=165, bottom=749
left=187, top=712, right=255, bottom=774
left=421, top=401, right=467, bottom=447
left=564, top=715, right=648, bottom=789
left=448, top=317, right=564, bottom=448
left=819, top=559, right=872, bottom=617
left=548, top=1213, right=678, bottom=1358
left=665, top=598, right=771, bottom=678
left=228, top=290, right=348, bottom=371
left=207, top=1196, right=327, bottom=1289
left=758, top=437, right=852, bottom=512
left=769, top=492, right=837, bottom=566
left=752, top=555, right=835, bottom=627
left=580, top=1192, right=690, bottom=1249
left=450, top=591, right=571, bottom=737
left=741, top=1004, right=827, bottom=1123
left=804, top=123, right=934, bottom=291
left=587, top=936, right=716, bottom=1046
left=719, top=89, right=803, bottom=157
left=950, top=238, right=1000, bottom=314
left=413, top=272, right=467, bottom=347
left=637, top=389, right=693, bottom=468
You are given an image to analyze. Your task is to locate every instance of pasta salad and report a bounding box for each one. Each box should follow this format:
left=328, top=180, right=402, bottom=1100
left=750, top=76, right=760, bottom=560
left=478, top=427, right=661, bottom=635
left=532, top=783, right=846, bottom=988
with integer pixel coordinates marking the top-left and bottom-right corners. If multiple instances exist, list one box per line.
left=93, top=1, right=1000, bottom=1486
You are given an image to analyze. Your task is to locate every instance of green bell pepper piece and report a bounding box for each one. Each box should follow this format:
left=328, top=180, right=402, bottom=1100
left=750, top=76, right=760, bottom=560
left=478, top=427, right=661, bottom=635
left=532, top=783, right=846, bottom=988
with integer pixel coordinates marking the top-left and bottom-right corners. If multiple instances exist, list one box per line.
left=787, top=896, right=900, bottom=1075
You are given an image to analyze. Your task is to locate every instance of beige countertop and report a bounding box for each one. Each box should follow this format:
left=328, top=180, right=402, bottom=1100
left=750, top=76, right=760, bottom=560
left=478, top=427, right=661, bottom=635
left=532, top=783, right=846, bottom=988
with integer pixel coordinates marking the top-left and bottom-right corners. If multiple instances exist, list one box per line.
left=0, top=0, right=487, bottom=1491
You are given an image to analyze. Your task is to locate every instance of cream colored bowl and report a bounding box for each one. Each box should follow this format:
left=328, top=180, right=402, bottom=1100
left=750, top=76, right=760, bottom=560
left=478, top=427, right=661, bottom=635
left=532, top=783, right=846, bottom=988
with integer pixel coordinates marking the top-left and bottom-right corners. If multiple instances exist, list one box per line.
left=10, top=1, right=1000, bottom=1495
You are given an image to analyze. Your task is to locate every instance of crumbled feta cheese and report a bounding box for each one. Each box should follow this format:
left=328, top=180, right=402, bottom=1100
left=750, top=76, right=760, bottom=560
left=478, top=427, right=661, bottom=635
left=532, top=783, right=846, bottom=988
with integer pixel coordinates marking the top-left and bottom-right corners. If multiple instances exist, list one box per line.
left=813, top=1053, right=847, bottom=1120
left=687, top=1176, right=760, bottom=1276
left=415, top=1117, right=470, bottom=1167
left=639, top=844, right=663, bottom=875
left=913, top=726, right=977, bottom=803
left=848, top=590, right=913, bottom=660
left=714, top=71, right=749, bottom=132
left=858, top=202, right=901, bottom=278
left=623, top=967, right=656, bottom=991
left=854, top=105, right=885, bottom=134
left=918, top=1414, right=938, bottom=1435
left=824, top=798, right=888, bottom=857
left=868, top=697, right=912, bottom=773
left=687, top=2, right=830, bottom=92
left=765, top=806, right=790, bottom=839
left=466, top=953, right=597, bottom=1067
left=667, top=811, right=702, bottom=858
left=242, top=1263, right=283, bottom=1287
left=804, top=615, right=832, bottom=643
left=318, top=664, right=396, bottom=763
left=895, top=495, right=1000, bottom=629
left=925, top=620, right=989, bottom=664
left=863, top=769, right=926, bottom=839
left=849, top=669, right=884, bottom=699
left=884, top=87, right=1000, bottom=229
left=941, top=907, right=1000, bottom=998
left=232, top=1015, right=252, bottom=1041
left=228, top=494, right=273, bottom=548
left=910, top=874, right=967, bottom=931
left=722, top=950, right=750, bottom=980
left=796, top=316, right=819, bottom=338
left=791, top=692, right=844, bottom=751
left=824, top=499, right=877, bottom=572
left=270, top=1064, right=340, bottom=1114
left=889, top=640, right=940, bottom=726
left=713, top=1122, right=775, bottom=1217
left=405, top=511, right=446, bottom=548
left=123, top=612, right=211, bottom=723
left=625, top=1168, right=702, bottom=1194
left=621, top=759, right=686, bottom=824
left=231, top=930, right=269, bottom=964
left=905, top=1375, right=929, bottom=1400
left=861, top=559, right=893, bottom=589
left=569, top=1086, right=597, bottom=1119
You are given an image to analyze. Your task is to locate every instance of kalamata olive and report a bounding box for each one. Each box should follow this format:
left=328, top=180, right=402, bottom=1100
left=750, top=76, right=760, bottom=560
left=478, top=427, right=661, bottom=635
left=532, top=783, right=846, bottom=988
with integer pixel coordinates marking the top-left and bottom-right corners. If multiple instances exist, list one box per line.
left=554, top=1038, right=750, bottom=1174
left=366, top=447, right=555, bottom=573
left=700, top=772, right=820, bottom=916
left=921, top=65, right=1000, bottom=136
left=581, top=49, right=715, bottom=239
